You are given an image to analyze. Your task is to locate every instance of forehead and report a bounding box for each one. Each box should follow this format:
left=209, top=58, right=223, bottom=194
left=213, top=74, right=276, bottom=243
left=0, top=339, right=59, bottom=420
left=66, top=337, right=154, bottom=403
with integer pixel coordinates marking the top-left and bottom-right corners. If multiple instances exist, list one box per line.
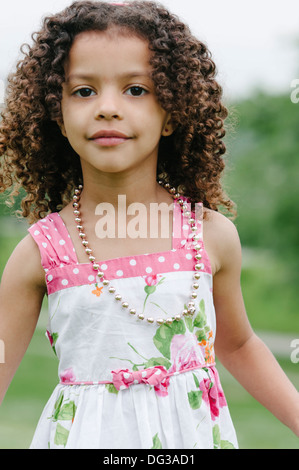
left=65, top=29, right=152, bottom=78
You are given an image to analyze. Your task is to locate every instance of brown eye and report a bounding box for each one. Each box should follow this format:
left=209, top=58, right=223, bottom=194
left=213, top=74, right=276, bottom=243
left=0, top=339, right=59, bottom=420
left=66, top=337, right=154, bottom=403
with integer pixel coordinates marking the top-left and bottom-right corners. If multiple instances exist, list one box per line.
left=74, top=88, right=95, bottom=97
left=125, top=86, right=147, bottom=97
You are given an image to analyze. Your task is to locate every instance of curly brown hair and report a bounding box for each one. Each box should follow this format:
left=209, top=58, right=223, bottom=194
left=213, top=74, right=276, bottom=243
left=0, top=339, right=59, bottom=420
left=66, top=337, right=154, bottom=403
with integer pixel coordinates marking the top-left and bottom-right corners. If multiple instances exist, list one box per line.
left=0, top=0, right=235, bottom=223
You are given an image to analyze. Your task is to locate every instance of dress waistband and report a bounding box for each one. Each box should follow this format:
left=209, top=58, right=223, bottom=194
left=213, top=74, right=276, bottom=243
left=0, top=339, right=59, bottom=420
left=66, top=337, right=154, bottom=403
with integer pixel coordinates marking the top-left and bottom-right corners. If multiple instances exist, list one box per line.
left=59, top=362, right=216, bottom=391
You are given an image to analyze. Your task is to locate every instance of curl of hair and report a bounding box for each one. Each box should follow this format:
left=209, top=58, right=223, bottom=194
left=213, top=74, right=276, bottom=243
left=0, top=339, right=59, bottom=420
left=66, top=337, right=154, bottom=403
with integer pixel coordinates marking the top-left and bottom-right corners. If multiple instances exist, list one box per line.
left=0, top=0, right=235, bottom=223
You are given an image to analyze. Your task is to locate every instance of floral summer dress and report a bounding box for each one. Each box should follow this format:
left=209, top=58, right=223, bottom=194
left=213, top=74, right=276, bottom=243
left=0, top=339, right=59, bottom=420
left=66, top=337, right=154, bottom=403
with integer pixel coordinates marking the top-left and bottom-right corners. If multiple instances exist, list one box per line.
left=28, top=199, right=238, bottom=449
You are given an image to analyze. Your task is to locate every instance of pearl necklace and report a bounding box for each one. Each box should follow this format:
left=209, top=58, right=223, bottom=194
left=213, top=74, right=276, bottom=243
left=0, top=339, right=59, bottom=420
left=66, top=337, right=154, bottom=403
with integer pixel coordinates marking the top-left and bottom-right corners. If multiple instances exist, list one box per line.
left=72, top=181, right=202, bottom=326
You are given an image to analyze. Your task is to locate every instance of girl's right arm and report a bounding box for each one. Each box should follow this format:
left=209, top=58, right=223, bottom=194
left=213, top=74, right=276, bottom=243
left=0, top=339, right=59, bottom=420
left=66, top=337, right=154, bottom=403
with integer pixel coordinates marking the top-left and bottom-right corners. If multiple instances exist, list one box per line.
left=0, top=234, right=46, bottom=405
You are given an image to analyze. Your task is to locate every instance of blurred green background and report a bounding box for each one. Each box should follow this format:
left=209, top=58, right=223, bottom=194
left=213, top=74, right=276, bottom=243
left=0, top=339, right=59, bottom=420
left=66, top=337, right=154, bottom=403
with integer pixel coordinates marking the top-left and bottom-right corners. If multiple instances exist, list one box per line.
left=0, top=90, right=299, bottom=449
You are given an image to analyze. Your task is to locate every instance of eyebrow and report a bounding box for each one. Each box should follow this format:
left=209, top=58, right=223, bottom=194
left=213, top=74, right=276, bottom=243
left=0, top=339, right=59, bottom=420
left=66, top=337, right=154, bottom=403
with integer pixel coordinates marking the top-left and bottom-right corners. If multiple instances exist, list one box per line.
left=66, top=72, right=152, bottom=82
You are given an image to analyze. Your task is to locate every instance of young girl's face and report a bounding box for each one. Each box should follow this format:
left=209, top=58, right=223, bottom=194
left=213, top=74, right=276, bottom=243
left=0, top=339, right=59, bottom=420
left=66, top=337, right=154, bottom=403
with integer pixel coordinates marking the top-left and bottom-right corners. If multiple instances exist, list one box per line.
left=59, top=29, right=173, bottom=179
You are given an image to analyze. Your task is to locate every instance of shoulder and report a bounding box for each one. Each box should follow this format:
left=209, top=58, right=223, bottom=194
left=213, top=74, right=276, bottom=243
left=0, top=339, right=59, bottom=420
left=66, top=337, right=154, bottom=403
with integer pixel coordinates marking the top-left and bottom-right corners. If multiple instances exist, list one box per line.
left=3, top=233, right=46, bottom=290
left=202, top=208, right=242, bottom=276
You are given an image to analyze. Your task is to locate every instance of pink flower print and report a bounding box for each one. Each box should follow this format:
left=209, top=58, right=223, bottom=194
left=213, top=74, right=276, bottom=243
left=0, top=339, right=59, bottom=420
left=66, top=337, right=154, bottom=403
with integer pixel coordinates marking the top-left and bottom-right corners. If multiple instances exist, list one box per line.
left=199, top=366, right=227, bottom=420
left=46, top=330, right=53, bottom=347
left=154, top=376, right=171, bottom=397
left=168, top=334, right=204, bottom=374
left=60, top=367, right=76, bottom=384
left=144, top=274, right=159, bottom=286
left=154, top=335, right=203, bottom=398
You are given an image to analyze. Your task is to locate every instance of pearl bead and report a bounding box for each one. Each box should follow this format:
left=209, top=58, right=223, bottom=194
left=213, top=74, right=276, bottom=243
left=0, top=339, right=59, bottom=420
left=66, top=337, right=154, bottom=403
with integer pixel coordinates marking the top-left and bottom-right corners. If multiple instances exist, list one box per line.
left=129, top=309, right=136, bottom=315
left=156, top=319, right=164, bottom=325
left=97, top=271, right=104, bottom=278
left=192, top=283, right=199, bottom=289
left=108, top=287, right=116, bottom=294
left=115, top=294, right=122, bottom=301
left=103, top=280, right=109, bottom=286
left=122, top=302, right=129, bottom=308
left=147, top=317, right=154, bottom=324
left=191, top=292, right=197, bottom=299
left=92, top=263, right=100, bottom=270
left=138, top=314, right=145, bottom=320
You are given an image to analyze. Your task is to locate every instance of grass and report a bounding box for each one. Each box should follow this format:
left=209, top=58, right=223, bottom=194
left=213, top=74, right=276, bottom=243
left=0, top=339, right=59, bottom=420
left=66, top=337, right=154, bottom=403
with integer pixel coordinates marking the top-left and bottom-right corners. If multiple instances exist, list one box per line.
left=0, top=234, right=298, bottom=449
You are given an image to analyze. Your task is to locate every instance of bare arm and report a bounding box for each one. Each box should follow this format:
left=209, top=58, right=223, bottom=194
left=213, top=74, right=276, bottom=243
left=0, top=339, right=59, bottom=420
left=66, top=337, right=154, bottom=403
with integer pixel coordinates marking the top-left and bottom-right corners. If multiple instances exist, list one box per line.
left=204, top=211, right=299, bottom=437
left=0, top=234, right=46, bottom=404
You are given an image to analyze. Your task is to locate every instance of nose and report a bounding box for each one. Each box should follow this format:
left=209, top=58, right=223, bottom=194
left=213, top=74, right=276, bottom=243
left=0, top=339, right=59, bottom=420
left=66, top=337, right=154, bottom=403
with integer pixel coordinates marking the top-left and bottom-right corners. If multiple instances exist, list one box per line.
left=94, top=89, right=123, bottom=120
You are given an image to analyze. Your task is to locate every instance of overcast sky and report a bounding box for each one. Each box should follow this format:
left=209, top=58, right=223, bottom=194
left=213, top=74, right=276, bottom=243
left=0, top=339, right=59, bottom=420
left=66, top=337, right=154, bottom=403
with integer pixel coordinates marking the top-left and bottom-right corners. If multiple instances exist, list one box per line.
left=0, top=0, right=299, bottom=102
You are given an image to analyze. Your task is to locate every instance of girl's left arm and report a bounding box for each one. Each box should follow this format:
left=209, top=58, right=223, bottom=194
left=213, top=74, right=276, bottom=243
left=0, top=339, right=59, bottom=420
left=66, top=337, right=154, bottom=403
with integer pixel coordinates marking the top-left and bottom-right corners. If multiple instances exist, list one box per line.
left=205, top=211, right=299, bottom=437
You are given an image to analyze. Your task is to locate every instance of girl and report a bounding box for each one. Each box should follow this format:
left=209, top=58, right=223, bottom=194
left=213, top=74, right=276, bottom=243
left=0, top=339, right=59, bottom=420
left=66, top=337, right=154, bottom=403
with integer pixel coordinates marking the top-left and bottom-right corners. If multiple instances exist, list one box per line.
left=0, top=0, right=298, bottom=449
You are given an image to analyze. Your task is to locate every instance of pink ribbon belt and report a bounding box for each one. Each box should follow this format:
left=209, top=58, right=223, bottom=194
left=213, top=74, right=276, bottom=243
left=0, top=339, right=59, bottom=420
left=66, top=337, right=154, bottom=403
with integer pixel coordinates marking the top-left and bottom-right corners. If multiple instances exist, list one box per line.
left=111, top=366, right=168, bottom=391
left=59, top=363, right=215, bottom=390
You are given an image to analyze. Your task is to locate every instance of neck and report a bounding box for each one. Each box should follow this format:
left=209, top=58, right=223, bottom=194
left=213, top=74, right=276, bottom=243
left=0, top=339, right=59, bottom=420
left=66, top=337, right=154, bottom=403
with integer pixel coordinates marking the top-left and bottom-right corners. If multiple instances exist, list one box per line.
left=79, top=173, right=174, bottom=211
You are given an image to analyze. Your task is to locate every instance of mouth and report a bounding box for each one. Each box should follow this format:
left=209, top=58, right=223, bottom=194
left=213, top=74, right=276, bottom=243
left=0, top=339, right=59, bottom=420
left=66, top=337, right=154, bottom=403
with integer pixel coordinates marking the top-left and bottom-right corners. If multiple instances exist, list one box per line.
left=89, top=130, right=132, bottom=147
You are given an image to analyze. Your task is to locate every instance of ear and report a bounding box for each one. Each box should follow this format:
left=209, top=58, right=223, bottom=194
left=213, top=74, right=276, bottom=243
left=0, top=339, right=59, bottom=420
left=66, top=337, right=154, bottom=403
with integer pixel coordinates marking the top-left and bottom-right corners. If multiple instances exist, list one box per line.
left=161, top=114, right=175, bottom=137
left=56, top=119, right=67, bottom=138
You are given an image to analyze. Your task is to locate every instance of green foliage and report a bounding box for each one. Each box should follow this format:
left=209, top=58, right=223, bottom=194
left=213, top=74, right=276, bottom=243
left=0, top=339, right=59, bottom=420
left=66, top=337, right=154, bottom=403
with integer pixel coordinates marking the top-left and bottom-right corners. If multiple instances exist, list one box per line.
left=224, top=92, right=299, bottom=268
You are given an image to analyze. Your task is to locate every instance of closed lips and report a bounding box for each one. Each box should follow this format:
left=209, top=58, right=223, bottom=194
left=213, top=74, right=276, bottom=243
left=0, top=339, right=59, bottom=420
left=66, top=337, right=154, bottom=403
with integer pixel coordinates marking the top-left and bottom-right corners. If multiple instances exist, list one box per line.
left=89, top=130, right=131, bottom=139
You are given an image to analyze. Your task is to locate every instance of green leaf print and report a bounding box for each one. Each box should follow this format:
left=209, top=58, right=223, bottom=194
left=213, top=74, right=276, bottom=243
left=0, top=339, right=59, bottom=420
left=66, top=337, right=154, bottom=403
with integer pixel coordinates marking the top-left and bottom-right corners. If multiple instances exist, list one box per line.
left=52, top=392, right=64, bottom=421
left=144, top=357, right=171, bottom=370
left=153, top=319, right=186, bottom=359
left=187, top=390, right=203, bottom=410
left=192, top=372, right=200, bottom=389
left=144, top=285, right=156, bottom=295
left=57, top=401, right=77, bottom=421
left=213, top=424, right=221, bottom=449
left=184, top=316, right=194, bottom=332
left=195, top=329, right=207, bottom=342
left=213, top=424, right=235, bottom=449
left=193, top=299, right=206, bottom=328
left=151, top=433, right=163, bottom=449
left=51, top=392, right=76, bottom=423
left=54, top=423, right=70, bottom=447
left=105, top=383, right=119, bottom=394
left=220, top=440, right=236, bottom=449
